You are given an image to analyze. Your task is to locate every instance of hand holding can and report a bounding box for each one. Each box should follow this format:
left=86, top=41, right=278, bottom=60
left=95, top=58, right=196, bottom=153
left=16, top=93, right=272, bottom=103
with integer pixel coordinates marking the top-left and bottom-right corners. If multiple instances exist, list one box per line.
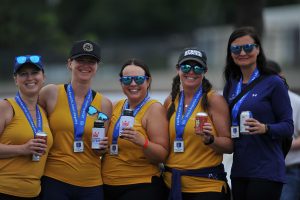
left=32, top=132, right=47, bottom=162
left=92, top=120, right=105, bottom=149
left=119, top=109, right=134, bottom=138
left=195, top=112, right=208, bottom=134
left=240, top=111, right=252, bottom=134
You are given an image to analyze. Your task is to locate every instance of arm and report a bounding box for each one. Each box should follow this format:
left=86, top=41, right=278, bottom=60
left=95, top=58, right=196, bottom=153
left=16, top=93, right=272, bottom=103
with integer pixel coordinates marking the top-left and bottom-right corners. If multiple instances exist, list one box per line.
left=94, top=95, right=112, bottom=156
left=142, top=102, right=169, bottom=163
left=291, top=137, right=300, bottom=151
left=203, top=92, right=233, bottom=154
left=121, top=102, right=169, bottom=163
left=245, top=78, right=294, bottom=137
left=0, top=100, right=46, bottom=158
left=38, top=84, right=59, bottom=116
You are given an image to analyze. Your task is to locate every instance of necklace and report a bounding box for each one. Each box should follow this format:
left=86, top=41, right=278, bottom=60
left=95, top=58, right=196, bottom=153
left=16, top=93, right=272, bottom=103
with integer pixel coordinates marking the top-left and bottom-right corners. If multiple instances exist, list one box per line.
left=184, top=104, right=189, bottom=108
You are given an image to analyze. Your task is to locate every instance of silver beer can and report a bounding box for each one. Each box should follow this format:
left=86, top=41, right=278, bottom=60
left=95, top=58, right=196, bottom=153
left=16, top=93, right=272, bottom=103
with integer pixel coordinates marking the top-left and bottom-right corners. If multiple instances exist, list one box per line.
left=240, top=111, right=253, bottom=134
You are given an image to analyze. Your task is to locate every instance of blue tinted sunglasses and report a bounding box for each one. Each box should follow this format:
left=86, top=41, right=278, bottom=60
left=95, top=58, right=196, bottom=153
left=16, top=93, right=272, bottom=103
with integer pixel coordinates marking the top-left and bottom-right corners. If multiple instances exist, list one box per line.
left=16, top=55, right=41, bottom=65
left=87, top=106, right=109, bottom=121
left=230, top=44, right=257, bottom=55
left=120, top=76, right=149, bottom=85
left=14, top=55, right=43, bottom=73
left=180, top=64, right=206, bottom=75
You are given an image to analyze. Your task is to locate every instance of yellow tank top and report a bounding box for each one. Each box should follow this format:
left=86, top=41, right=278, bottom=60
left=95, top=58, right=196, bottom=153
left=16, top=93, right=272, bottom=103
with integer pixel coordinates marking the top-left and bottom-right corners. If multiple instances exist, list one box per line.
left=44, top=84, right=103, bottom=187
left=164, top=91, right=225, bottom=193
left=0, top=98, right=53, bottom=197
left=102, top=99, right=161, bottom=185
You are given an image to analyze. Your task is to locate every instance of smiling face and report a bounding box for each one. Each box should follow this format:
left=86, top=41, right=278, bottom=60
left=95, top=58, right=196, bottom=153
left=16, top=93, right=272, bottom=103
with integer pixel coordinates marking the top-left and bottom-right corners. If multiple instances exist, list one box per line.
left=14, top=64, right=45, bottom=96
left=120, top=65, right=150, bottom=105
left=230, top=35, right=260, bottom=69
left=177, top=60, right=205, bottom=90
left=68, top=55, right=98, bottom=83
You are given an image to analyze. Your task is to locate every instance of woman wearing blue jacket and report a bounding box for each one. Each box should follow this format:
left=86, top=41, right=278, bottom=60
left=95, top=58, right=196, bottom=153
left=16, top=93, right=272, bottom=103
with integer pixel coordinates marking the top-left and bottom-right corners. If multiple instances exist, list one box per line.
left=223, top=26, right=294, bottom=200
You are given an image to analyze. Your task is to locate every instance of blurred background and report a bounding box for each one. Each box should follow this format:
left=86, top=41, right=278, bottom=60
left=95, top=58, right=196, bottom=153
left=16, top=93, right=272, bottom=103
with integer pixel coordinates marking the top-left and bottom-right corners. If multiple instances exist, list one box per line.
left=1, top=0, right=300, bottom=97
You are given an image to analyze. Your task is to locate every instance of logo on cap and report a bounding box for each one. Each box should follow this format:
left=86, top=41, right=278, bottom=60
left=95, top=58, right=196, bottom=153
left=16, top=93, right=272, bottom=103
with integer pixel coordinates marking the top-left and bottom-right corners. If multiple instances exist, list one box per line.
left=83, top=43, right=93, bottom=52
left=184, top=50, right=202, bottom=57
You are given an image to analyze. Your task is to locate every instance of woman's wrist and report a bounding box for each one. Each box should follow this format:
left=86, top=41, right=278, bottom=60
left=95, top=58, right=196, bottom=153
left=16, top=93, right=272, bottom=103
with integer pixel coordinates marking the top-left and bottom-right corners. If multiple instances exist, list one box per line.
left=204, top=134, right=214, bottom=145
left=264, top=124, right=269, bottom=134
left=143, top=138, right=149, bottom=149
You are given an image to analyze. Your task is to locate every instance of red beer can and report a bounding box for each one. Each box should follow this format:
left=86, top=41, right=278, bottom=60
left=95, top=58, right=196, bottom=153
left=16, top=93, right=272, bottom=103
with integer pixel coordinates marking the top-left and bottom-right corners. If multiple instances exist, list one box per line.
left=32, top=131, right=47, bottom=162
left=195, top=112, right=208, bottom=133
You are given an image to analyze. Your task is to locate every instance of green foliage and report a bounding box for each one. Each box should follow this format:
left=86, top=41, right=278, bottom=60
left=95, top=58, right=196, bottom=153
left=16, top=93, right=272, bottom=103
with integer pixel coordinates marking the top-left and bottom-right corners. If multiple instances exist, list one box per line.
left=0, top=0, right=298, bottom=80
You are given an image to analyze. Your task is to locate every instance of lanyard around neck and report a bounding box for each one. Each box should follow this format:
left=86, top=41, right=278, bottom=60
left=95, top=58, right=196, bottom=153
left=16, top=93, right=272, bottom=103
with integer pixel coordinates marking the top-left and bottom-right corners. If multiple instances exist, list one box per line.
left=15, top=92, right=42, bottom=136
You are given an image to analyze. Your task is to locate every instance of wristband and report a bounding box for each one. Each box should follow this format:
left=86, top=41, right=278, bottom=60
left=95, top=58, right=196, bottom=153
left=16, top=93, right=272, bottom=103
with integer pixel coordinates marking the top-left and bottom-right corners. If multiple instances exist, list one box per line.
left=143, top=138, right=149, bottom=149
left=204, top=134, right=214, bottom=145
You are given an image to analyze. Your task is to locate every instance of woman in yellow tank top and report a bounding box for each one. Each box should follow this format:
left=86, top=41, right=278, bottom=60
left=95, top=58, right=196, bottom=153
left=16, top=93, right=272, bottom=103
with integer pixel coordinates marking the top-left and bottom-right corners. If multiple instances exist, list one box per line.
left=0, top=55, right=53, bottom=199
left=102, top=58, right=169, bottom=200
left=38, top=40, right=112, bottom=200
left=164, top=47, right=233, bottom=200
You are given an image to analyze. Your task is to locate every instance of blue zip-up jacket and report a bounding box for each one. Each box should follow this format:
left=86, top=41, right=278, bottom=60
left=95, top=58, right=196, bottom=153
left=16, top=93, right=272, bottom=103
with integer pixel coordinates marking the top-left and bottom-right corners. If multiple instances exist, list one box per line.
left=223, top=74, right=294, bottom=183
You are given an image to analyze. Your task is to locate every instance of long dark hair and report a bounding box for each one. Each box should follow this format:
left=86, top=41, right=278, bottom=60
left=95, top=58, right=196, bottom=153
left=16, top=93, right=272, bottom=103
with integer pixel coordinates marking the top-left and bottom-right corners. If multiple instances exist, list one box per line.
left=166, top=73, right=212, bottom=120
left=223, top=27, right=287, bottom=96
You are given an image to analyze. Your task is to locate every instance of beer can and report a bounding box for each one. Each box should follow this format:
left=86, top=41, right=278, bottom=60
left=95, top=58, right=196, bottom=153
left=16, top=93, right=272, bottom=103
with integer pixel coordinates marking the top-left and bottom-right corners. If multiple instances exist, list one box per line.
left=92, top=120, right=105, bottom=149
left=240, top=111, right=253, bottom=134
left=195, top=112, right=208, bottom=133
left=32, top=131, right=47, bottom=162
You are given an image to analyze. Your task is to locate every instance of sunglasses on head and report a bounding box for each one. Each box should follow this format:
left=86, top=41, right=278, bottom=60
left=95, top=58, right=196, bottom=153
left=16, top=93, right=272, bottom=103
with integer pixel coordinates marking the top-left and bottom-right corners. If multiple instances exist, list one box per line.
left=230, top=44, right=257, bottom=55
left=87, top=106, right=109, bottom=121
left=16, top=55, right=41, bottom=65
left=120, top=76, right=149, bottom=85
left=179, top=64, right=206, bottom=75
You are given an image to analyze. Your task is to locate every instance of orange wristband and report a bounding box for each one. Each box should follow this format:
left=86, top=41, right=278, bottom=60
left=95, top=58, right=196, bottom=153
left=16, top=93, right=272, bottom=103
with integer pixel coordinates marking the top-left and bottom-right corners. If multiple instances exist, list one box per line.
left=143, top=138, right=149, bottom=149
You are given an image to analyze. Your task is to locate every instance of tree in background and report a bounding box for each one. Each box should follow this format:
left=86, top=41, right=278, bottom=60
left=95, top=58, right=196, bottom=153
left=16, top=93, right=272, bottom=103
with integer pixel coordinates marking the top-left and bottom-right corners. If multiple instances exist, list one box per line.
left=235, top=0, right=265, bottom=37
left=0, top=0, right=299, bottom=80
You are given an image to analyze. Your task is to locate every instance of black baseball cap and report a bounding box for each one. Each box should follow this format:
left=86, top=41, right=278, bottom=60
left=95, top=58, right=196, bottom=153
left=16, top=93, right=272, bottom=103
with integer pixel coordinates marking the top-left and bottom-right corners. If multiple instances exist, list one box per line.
left=177, top=47, right=207, bottom=68
left=69, top=40, right=101, bottom=61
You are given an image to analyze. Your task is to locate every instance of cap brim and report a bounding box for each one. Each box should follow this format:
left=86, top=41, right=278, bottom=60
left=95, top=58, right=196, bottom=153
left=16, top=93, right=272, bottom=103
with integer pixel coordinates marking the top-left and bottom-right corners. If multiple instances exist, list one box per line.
left=178, top=57, right=206, bottom=67
left=70, top=53, right=100, bottom=62
left=14, top=62, right=43, bottom=73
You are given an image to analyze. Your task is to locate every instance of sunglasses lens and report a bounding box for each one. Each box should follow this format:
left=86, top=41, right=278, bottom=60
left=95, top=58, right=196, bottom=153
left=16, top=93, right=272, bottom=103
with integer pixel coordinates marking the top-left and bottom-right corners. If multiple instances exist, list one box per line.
left=180, top=65, right=191, bottom=73
left=243, top=44, right=255, bottom=53
left=29, top=55, right=40, bottom=63
left=120, top=76, right=132, bottom=85
left=134, top=76, right=146, bottom=85
left=87, top=106, right=98, bottom=115
left=230, top=46, right=242, bottom=55
left=98, top=112, right=108, bottom=121
left=193, top=66, right=205, bottom=74
left=16, top=56, right=27, bottom=64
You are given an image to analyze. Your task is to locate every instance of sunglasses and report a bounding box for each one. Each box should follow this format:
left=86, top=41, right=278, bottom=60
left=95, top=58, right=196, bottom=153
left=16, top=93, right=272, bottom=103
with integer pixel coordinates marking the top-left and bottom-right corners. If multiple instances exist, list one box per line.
left=230, top=44, right=257, bottom=55
left=120, top=76, right=149, bottom=85
left=179, top=64, right=206, bottom=75
left=16, top=55, right=41, bottom=65
left=87, top=106, right=109, bottom=121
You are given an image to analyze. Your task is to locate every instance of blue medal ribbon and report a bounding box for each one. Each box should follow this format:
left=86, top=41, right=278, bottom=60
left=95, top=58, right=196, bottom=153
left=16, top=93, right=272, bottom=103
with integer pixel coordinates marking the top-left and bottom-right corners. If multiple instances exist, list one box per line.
left=112, top=94, right=150, bottom=144
left=175, top=86, right=203, bottom=140
left=231, top=68, right=260, bottom=125
left=15, top=92, right=42, bottom=136
left=66, top=84, right=92, bottom=141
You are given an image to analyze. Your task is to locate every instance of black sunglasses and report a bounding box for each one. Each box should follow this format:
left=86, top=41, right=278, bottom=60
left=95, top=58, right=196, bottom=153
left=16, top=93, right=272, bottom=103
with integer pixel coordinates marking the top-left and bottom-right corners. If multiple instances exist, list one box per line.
left=230, top=44, right=257, bottom=55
